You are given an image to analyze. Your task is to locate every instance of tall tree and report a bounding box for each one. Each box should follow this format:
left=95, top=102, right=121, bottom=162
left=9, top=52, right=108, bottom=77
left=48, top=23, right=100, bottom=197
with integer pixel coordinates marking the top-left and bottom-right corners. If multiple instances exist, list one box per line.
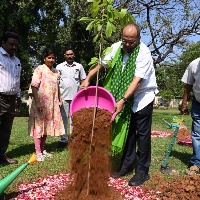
left=114, top=0, right=200, bottom=66
left=156, top=42, right=200, bottom=100
left=0, top=0, right=69, bottom=90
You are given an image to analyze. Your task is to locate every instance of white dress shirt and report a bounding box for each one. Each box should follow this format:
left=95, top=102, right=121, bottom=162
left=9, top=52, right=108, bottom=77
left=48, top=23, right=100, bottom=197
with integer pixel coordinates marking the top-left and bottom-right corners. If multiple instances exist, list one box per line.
left=56, top=61, right=86, bottom=100
left=0, top=47, right=21, bottom=96
left=181, top=57, right=200, bottom=103
left=102, top=41, right=158, bottom=112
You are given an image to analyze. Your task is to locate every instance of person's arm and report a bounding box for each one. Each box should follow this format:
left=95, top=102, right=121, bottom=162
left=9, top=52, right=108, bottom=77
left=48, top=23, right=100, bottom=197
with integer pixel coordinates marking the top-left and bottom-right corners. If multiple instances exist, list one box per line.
left=58, top=83, right=62, bottom=106
left=80, top=63, right=103, bottom=89
left=56, top=70, right=62, bottom=106
left=31, top=86, right=43, bottom=113
left=181, top=83, right=192, bottom=114
left=113, top=76, right=142, bottom=115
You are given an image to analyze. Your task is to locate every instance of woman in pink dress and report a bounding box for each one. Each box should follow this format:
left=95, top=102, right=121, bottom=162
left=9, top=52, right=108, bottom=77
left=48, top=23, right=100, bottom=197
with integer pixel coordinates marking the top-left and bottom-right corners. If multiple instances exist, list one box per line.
left=29, top=49, right=65, bottom=161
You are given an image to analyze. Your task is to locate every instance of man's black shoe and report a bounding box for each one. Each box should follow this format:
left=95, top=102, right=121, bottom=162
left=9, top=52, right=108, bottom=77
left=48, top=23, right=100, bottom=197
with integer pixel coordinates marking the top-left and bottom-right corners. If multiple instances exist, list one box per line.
left=57, top=142, right=68, bottom=148
left=0, top=156, right=18, bottom=164
left=112, top=168, right=132, bottom=178
left=128, top=172, right=150, bottom=186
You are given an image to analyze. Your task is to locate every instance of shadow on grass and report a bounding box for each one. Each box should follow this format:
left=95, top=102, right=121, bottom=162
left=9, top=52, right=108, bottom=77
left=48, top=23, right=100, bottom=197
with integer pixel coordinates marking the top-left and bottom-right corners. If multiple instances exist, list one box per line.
left=6, top=141, right=67, bottom=159
left=0, top=191, right=19, bottom=200
left=170, top=150, right=191, bottom=166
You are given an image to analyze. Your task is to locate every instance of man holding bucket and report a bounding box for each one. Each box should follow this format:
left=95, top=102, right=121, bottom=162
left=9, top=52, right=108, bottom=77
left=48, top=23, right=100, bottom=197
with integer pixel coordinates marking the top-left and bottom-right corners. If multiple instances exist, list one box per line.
left=56, top=48, right=86, bottom=148
left=80, top=23, right=158, bottom=186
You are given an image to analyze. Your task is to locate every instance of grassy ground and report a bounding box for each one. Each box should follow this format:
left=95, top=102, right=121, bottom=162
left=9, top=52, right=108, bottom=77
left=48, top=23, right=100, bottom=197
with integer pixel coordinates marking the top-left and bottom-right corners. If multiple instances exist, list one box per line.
left=0, top=108, right=193, bottom=198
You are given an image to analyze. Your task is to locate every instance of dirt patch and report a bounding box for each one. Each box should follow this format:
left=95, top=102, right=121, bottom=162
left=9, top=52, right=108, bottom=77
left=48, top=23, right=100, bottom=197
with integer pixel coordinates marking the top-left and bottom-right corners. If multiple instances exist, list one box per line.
left=144, top=173, right=200, bottom=200
left=176, top=124, right=192, bottom=145
left=57, top=107, right=123, bottom=200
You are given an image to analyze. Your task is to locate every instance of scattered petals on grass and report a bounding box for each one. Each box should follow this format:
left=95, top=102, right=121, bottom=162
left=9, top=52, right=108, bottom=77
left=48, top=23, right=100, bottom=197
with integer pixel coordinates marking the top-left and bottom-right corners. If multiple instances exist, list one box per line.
left=108, top=178, right=157, bottom=200
left=15, top=174, right=157, bottom=200
left=15, top=173, right=72, bottom=200
left=151, top=130, right=171, bottom=138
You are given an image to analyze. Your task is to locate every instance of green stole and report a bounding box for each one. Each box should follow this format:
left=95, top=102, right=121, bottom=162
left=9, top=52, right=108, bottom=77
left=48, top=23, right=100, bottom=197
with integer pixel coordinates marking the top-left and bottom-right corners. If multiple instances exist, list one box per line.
left=103, top=42, right=140, bottom=155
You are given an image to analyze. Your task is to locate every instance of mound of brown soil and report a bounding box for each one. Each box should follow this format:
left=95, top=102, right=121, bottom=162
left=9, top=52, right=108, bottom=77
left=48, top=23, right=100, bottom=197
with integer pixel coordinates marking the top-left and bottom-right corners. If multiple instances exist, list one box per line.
left=176, top=124, right=192, bottom=145
left=145, top=173, right=200, bottom=200
left=57, top=107, right=123, bottom=200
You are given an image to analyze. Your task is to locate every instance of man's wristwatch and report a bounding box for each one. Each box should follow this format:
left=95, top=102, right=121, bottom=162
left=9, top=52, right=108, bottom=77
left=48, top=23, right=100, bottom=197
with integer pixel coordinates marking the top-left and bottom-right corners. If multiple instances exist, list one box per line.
left=122, top=97, right=128, bottom=103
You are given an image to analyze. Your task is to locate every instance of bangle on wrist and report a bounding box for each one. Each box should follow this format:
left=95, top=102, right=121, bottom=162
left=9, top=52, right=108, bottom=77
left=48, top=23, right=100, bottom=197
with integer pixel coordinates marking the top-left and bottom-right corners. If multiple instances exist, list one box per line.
left=122, top=97, right=128, bottom=103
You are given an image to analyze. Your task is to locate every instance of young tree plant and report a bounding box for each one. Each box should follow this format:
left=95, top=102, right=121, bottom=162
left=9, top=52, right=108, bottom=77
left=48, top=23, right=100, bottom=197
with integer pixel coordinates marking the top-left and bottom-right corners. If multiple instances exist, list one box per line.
left=79, top=0, right=135, bottom=69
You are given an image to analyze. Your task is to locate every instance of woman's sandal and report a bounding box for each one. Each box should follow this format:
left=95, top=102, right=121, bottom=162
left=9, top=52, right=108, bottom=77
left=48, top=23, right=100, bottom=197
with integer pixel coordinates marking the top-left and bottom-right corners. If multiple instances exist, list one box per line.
left=185, top=165, right=200, bottom=175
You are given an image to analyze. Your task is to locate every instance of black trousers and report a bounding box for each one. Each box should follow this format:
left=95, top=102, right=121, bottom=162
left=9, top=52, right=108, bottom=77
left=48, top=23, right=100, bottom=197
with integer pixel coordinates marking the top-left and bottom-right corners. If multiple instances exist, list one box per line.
left=0, top=94, right=16, bottom=157
left=121, top=101, right=153, bottom=174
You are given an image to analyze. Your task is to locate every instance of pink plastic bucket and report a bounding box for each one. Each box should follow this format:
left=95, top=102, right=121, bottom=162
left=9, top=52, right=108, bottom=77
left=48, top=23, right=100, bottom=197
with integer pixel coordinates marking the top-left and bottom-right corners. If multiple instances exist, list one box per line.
left=70, top=86, right=116, bottom=116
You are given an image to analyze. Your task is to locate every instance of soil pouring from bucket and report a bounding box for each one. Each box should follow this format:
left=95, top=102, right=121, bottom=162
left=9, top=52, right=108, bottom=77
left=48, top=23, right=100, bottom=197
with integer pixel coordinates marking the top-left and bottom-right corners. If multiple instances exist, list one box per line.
left=56, top=107, right=123, bottom=200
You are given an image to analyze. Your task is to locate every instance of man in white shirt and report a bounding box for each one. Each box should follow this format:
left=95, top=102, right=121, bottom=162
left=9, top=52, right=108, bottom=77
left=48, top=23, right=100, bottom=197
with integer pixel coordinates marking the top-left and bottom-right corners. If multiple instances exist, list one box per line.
left=181, top=58, right=200, bottom=175
left=56, top=48, right=86, bottom=148
left=0, top=31, right=21, bottom=164
left=80, top=23, right=158, bottom=186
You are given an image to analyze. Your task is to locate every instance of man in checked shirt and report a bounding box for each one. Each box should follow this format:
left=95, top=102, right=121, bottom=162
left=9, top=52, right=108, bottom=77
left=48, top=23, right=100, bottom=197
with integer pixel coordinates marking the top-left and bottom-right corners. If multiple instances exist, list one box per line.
left=0, top=31, right=21, bottom=164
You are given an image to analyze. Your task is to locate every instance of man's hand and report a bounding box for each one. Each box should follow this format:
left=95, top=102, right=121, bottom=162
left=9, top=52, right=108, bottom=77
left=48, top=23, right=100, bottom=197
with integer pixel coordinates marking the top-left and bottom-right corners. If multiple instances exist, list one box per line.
left=181, top=106, right=189, bottom=115
left=112, top=99, right=125, bottom=116
left=80, top=80, right=90, bottom=90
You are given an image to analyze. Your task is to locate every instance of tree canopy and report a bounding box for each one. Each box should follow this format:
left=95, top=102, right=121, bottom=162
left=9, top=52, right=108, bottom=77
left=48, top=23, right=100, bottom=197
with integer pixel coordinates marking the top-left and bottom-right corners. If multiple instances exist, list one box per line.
left=156, top=42, right=200, bottom=100
left=0, top=0, right=199, bottom=96
left=114, top=0, right=200, bottom=65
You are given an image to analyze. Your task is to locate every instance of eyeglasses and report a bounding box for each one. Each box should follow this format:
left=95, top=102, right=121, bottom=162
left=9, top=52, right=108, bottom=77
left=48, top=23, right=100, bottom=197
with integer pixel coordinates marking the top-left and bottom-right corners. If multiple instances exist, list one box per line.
left=122, top=39, right=136, bottom=45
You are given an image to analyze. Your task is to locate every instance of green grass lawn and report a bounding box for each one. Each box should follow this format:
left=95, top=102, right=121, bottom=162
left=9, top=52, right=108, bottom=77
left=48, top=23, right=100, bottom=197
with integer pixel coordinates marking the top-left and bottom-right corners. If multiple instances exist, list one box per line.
left=0, top=108, right=193, bottom=198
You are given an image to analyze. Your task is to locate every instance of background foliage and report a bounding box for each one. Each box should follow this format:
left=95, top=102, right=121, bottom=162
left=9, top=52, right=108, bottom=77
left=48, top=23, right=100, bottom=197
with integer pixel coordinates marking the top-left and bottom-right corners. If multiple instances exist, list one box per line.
left=0, top=0, right=199, bottom=98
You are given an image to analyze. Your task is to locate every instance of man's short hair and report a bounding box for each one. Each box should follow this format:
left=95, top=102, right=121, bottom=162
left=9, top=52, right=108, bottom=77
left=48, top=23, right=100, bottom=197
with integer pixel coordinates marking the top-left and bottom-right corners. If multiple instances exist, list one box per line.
left=1, top=31, right=20, bottom=42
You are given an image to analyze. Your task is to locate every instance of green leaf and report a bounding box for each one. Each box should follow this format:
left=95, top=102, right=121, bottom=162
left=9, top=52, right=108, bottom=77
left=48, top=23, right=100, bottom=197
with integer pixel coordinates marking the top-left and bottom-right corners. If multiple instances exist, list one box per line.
left=91, top=6, right=99, bottom=17
left=86, top=20, right=95, bottom=31
left=79, top=17, right=93, bottom=22
left=93, top=34, right=99, bottom=42
left=88, top=57, right=99, bottom=66
left=89, top=57, right=99, bottom=69
left=101, top=47, right=113, bottom=56
left=107, top=11, right=114, bottom=22
left=119, top=9, right=127, bottom=18
left=126, top=14, right=136, bottom=23
left=113, top=9, right=120, bottom=18
left=107, top=5, right=113, bottom=12
left=105, top=21, right=112, bottom=38
left=97, top=24, right=102, bottom=32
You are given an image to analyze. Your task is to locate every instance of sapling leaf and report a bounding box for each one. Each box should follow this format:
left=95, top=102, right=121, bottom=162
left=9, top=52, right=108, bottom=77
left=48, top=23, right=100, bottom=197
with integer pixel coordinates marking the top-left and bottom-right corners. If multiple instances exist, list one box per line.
left=93, top=34, right=99, bottom=42
left=79, top=17, right=93, bottom=22
left=86, top=21, right=95, bottom=31
left=89, top=57, right=99, bottom=65
left=102, top=47, right=113, bottom=56
left=120, top=9, right=127, bottom=18
left=105, top=21, right=112, bottom=38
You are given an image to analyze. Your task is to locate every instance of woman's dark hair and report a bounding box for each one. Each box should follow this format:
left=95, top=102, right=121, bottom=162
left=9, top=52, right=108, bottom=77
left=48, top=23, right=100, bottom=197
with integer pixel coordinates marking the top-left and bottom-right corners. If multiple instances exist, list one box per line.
left=42, top=49, right=55, bottom=58
left=1, top=31, right=20, bottom=42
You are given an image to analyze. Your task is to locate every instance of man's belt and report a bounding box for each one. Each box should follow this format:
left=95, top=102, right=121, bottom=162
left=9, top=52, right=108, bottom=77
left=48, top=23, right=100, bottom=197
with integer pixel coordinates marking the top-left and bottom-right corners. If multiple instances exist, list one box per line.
left=0, top=93, right=16, bottom=100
